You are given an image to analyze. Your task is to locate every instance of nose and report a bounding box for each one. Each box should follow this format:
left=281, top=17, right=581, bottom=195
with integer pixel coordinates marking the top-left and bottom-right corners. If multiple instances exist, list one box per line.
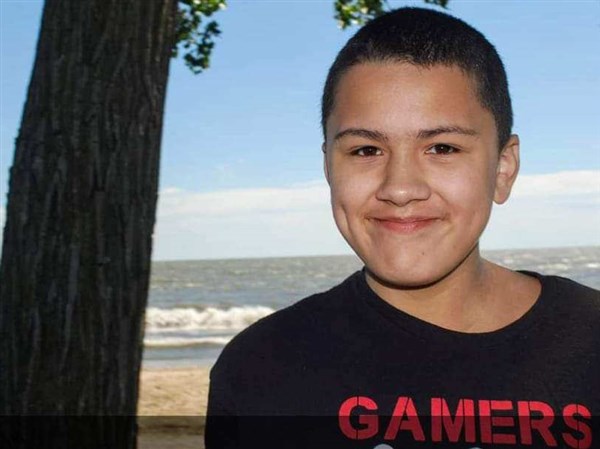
left=375, top=153, right=431, bottom=207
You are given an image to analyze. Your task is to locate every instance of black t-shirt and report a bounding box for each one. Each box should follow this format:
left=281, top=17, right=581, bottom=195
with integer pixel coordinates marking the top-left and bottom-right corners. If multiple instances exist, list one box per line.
left=205, top=270, right=600, bottom=449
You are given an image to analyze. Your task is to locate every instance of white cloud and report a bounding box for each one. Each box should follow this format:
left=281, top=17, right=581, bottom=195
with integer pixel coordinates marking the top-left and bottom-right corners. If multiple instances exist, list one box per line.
left=511, top=170, right=599, bottom=197
left=153, top=182, right=347, bottom=260
left=158, top=183, right=330, bottom=218
left=483, top=194, right=599, bottom=249
left=149, top=170, right=599, bottom=260
left=482, top=170, right=599, bottom=249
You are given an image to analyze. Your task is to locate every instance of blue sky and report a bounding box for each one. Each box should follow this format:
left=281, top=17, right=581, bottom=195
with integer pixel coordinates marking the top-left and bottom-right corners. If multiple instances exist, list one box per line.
left=1, top=0, right=599, bottom=260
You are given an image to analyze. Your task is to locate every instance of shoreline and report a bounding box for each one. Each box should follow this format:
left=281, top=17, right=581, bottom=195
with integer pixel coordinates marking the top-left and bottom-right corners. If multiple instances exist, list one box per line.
left=137, top=365, right=211, bottom=449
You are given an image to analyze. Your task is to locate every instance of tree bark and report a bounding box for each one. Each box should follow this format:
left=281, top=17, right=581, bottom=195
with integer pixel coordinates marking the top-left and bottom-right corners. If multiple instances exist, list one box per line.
left=0, top=0, right=177, bottom=446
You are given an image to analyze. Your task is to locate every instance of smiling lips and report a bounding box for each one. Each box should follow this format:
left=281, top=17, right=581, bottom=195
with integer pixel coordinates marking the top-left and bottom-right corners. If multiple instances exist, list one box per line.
left=371, top=216, right=439, bottom=234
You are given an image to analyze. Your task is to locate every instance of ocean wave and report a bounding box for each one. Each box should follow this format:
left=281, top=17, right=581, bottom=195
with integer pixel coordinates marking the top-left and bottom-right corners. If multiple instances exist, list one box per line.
left=145, top=305, right=274, bottom=331
left=144, top=336, right=232, bottom=348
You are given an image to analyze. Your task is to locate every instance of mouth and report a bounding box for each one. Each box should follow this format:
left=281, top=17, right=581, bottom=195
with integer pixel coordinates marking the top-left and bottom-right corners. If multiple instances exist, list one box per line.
left=370, top=216, right=439, bottom=234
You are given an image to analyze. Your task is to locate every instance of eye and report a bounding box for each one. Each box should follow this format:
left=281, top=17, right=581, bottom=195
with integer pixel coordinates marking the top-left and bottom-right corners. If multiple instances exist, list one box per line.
left=351, top=146, right=382, bottom=157
left=426, top=144, right=459, bottom=155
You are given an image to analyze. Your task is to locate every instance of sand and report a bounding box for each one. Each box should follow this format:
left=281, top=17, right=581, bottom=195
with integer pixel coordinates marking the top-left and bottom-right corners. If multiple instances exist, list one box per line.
left=137, top=365, right=211, bottom=449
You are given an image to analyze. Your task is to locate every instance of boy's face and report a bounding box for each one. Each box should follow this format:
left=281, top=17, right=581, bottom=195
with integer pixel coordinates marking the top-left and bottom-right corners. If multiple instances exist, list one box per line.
left=323, top=62, right=519, bottom=288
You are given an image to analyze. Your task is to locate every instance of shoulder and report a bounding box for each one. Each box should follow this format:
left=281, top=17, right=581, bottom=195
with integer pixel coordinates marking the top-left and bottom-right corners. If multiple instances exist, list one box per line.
left=543, top=274, right=599, bottom=310
left=533, top=273, right=600, bottom=339
left=211, top=271, right=360, bottom=376
left=227, top=273, right=354, bottom=347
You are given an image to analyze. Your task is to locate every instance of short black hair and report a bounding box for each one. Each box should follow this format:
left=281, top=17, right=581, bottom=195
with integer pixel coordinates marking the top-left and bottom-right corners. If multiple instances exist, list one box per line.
left=321, top=7, right=513, bottom=148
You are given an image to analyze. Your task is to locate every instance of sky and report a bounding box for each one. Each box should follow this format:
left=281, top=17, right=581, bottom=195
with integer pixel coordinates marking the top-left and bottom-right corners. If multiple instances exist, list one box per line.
left=1, top=0, right=599, bottom=261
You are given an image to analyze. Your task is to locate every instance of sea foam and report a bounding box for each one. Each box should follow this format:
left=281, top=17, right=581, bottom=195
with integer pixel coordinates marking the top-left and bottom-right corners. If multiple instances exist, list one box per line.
left=144, top=336, right=232, bottom=348
left=145, top=305, right=274, bottom=331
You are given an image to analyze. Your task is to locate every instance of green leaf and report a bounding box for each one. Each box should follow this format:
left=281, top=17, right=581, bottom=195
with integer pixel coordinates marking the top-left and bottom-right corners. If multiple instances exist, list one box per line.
left=333, top=0, right=449, bottom=30
left=172, top=0, right=451, bottom=74
left=174, top=0, right=227, bottom=74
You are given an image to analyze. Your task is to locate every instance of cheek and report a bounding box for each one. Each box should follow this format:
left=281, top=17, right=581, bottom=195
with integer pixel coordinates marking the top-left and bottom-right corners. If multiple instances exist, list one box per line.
left=329, top=172, right=378, bottom=235
left=440, top=168, right=495, bottom=222
left=330, top=171, right=376, bottom=210
left=330, top=183, right=357, bottom=232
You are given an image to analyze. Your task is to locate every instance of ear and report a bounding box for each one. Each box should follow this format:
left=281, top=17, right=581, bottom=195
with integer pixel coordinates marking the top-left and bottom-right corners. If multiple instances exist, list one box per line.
left=494, top=134, right=520, bottom=204
left=322, top=142, right=330, bottom=185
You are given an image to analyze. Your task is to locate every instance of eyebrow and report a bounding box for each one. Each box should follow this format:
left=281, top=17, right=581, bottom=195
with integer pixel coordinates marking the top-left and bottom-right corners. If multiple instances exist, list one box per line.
left=415, top=125, right=479, bottom=139
left=333, top=128, right=390, bottom=143
left=332, top=125, right=478, bottom=143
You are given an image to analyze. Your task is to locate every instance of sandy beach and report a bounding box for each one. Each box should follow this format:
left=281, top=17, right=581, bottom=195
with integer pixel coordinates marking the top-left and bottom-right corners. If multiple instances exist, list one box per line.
left=137, top=365, right=210, bottom=449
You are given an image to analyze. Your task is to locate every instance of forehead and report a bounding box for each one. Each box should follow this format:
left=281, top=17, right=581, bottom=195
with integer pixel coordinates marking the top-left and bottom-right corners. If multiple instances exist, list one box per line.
left=326, top=62, right=495, bottom=144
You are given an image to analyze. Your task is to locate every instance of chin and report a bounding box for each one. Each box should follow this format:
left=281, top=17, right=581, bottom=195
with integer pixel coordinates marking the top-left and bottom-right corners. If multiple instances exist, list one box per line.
left=364, top=258, right=451, bottom=289
left=362, top=241, right=480, bottom=290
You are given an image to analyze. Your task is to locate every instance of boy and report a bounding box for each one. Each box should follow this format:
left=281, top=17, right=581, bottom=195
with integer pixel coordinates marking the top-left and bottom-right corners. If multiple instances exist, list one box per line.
left=205, top=7, right=599, bottom=449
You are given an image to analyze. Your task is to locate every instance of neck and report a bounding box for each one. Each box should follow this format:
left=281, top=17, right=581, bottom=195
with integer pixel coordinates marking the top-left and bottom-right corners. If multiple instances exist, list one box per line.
left=365, top=247, right=502, bottom=332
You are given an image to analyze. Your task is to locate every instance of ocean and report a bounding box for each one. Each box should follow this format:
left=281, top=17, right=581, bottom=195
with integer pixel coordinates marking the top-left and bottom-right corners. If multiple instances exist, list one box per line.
left=143, top=246, right=600, bottom=367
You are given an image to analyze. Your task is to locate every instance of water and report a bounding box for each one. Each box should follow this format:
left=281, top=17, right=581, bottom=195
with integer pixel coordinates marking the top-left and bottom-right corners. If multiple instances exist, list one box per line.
left=143, top=247, right=600, bottom=367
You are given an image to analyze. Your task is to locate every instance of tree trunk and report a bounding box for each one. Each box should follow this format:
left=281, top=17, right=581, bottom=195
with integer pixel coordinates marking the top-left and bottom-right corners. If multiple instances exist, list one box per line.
left=0, top=0, right=177, bottom=447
